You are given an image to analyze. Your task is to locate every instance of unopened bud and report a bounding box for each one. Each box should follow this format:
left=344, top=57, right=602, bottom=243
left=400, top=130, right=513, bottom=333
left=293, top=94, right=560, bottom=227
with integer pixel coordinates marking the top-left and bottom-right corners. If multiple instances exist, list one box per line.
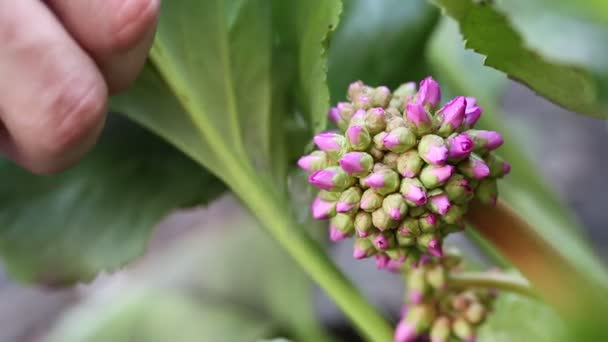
left=318, top=190, right=341, bottom=202
left=442, top=204, right=466, bottom=225
left=375, top=253, right=391, bottom=269
left=453, top=318, right=475, bottom=342
left=372, top=209, right=398, bottom=231
left=347, top=80, right=365, bottom=101
left=337, top=101, right=355, bottom=122
left=328, top=106, right=347, bottom=130
left=447, top=133, right=474, bottom=160
left=386, top=116, right=407, bottom=131
left=463, top=96, right=482, bottom=129
left=383, top=127, right=417, bottom=153
left=444, top=174, right=474, bottom=204
left=383, top=193, right=409, bottom=220
left=345, top=125, right=371, bottom=151
left=418, top=135, right=448, bottom=166
left=393, top=82, right=417, bottom=99
left=409, top=206, right=428, bottom=217
left=371, top=229, right=396, bottom=250
left=420, top=164, right=454, bottom=189
left=373, top=131, right=388, bottom=150
left=311, top=196, right=336, bottom=220
left=397, top=232, right=416, bottom=247
left=400, top=178, right=428, bottom=206
left=475, top=179, right=498, bottom=205
left=430, top=316, right=451, bottom=342
left=360, top=189, right=384, bottom=212
left=297, top=151, right=328, bottom=172
left=349, top=108, right=367, bottom=126
left=418, top=234, right=443, bottom=257
left=371, top=86, right=392, bottom=107
left=466, top=129, right=504, bottom=153
left=353, top=238, right=376, bottom=259
left=426, top=264, right=447, bottom=290
left=331, top=214, right=354, bottom=234
left=416, top=76, right=441, bottom=109
left=485, top=153, right=510, bottom=178
left=368, top=146, right=384, bottom=161
left=329, top=223, right=350, bottom=242
left=309, top=167, right=354, bottom=191
left=405, top=103, right=433, bottom=136
left=336, top=187, right=362, bottom=213
left=397, top=150, right=424, bottom=178
left=465, top=302, right=486, bottom=324
left=404, top=304, right=437, bottom=337
left=398, top=217, right=421, bottom=236
left=383, top=152, right=400, bottom=170
left=363, top=169, right=400, bottom=195
left=435, top=96, right=466, bottom=137
left=354, top=211, right=373, bottom=237
left=339, top=152, right=373, bottom=177
left=407, top=268, right=429, bottom=304
left=428, top=192, right=451, bottom=216
left=419, top=212, right=439, bottom=233
left=313, top=132, right=346, bottom=159
left=458, top=154, right=490, bottom=180
left=365, top=107, right=387, bottom=134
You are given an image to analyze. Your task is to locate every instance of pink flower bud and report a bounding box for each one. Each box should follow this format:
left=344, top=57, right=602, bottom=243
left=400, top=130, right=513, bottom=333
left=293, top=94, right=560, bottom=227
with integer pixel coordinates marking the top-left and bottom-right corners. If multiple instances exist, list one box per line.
left=447, top=133, right=474, bottom=160
left=329, top=223, right=349, bottom=242
left=458, top=154, right=490, bottom=179
left=464, top=96, right=482, bottom=128
left=466, top=129, right=504, bottom=152
left=405, top=103, right=433, bottom=135
left=311, top=196, right=336, bottom=220
left=418, top=135, right=448, bottom=166
left=436, top=96, right=466, bottom=137
left=428, top=193, right=451, bottom=216
left=297, top=151, right=327, bottom=172
left=416, top=76, right=441, bottom=109
left=339, top=152, right=373, bottom=176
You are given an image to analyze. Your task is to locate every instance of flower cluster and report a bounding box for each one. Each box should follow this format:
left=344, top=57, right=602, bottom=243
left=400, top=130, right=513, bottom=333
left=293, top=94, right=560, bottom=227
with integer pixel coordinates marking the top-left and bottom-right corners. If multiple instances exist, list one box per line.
left=298, top=77, right=510, bottom=269
left=395, top=253, right=496, bottom=342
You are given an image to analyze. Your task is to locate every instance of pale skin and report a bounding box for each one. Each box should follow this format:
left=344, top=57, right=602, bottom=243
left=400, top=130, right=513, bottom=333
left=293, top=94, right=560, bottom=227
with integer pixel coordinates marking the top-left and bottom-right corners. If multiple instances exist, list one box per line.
left=0, top=0, right=160, bottom=174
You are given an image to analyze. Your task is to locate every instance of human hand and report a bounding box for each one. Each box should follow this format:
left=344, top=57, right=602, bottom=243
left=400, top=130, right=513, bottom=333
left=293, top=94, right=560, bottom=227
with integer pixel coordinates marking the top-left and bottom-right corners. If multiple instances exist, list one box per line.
left=0, top=0, right=160, bottom=173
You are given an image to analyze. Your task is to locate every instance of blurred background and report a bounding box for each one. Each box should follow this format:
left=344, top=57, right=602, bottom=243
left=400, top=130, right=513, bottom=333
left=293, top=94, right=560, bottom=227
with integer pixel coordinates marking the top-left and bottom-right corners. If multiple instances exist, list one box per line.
left=1, top=0, right=607, bottom=341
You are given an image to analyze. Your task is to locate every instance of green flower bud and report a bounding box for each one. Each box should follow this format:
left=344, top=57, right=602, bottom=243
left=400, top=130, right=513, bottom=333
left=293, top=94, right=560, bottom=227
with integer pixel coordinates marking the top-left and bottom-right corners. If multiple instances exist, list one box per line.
left=394, top=82, right=417, bottom=99
left=383, top=193, right=409, bottom=221
left=418, top=134, right=448, bottom=166
left=347, top=80, right=366, bottom=101
left=382, top=152, right=400, bottom=170
left=452, top=294, right=471, bottom=312
left=371, top=86, right=392, bottom=108
left=372, top=209, right=398, bottom=231
left=475, top=179, right=498, bottom=205
left=353, top=237, right=377, bottom=259
left=405, top=304, right=437, bottom=334
left=318, top=190, right=342, bottom=202
left=360, top=189, right=384, bottom=212
left=426, top=264, right=447, bottom=290
left=397, top=150, right=424, bottom=178
left=444, top=174, right=474, bottom=204
left=409, top=205, right=428, bottom=217
left=419, top=212, right=439, bottom=233
left=398, top=217, right=421, bottom=236
left=400, top=178, right=428, bottom=207
left=453, top=317, right=475, bottom=341
left=370, top=229, right=397, bottom=250
left=385, top=107, right=402, bottom=119
left=354, top=211, right=373, bottom=237
left=417, top=233, right=443, bottom=257
left=458, top=153, right=490, bottom=180
left=373, top=131, right=388, bottom=150
left=365, top=108, right=387, bottom=134
left=465, top=302, right=486, bottom=325
left=420, top=164, right=454, bottom=189
left=397, top=232, right=416, bottom=247
left=407, top=268, right=429, bottom=303
left=331, top=213, right=355, bottom=234
left=430, top=316, right=451, bottom=342
left=336, top=187, right=362, bottom=213
left=386, top=116, right=407, bottom=131
left=442, top=204, right=467, bottom=225
left=383, top=127, right=417, bottom=153
left=345, top=125, right=372, bottom=151
left=368, top=146, right=384, bottom=161
left=363, top=169, right=400, bottom=196
left=485, top=153, right=510, bottom=178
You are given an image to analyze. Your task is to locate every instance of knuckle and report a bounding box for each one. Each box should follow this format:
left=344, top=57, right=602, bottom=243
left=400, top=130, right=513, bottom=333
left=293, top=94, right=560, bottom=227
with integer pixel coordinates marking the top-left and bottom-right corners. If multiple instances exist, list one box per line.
left=42, top=75, right=107, bottom=159
left=109, top=0, right=160, bottom=50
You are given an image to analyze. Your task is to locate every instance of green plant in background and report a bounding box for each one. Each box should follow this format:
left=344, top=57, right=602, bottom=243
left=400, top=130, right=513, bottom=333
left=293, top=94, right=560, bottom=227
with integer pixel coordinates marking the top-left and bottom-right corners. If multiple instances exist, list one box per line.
left=1, top=0, right=607, bottom=341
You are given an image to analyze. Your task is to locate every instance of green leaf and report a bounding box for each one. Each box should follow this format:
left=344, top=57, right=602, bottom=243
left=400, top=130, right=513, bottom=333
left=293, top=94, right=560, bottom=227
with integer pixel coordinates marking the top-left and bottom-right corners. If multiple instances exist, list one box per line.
left=328, top=0, right=439, bottom=102
left=47, top=206, right=330, bottom=342
left=478, top=293, right=567, bottom=342
left=47, top=291, right=275, bottom=342
left=431, top=0, right=608, bottom=118
left=0, top=117, right=225, bottom=284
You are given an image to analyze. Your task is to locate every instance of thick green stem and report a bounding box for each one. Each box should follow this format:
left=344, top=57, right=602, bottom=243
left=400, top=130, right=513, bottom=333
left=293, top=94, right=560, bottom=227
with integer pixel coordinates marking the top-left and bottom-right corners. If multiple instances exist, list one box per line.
left=448, top=272, right=539, bottom=299
left=232, top=177, right=394, bottom=342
